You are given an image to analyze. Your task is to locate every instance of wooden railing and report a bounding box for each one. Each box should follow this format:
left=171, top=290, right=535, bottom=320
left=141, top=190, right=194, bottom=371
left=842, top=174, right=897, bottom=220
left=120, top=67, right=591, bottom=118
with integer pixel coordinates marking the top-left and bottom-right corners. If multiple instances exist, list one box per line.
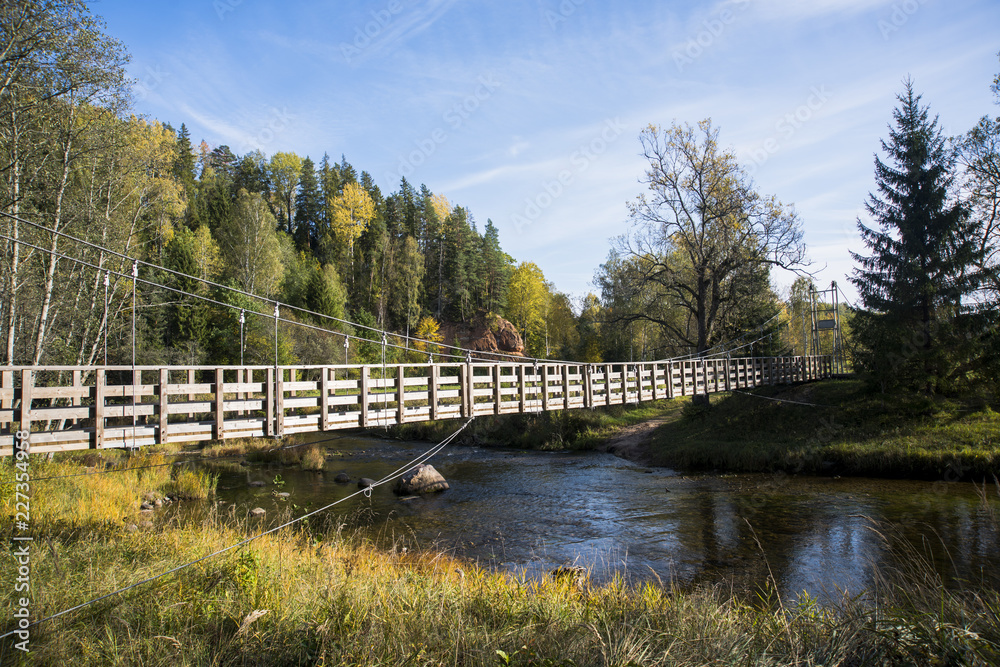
left=0, top=355, right=834, bottom=455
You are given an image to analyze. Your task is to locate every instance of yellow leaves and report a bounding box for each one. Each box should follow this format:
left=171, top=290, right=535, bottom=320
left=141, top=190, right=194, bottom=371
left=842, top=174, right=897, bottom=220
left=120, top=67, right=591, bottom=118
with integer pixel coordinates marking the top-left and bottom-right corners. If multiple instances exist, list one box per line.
left=429, top=193, right=452, bottom=222
left=413, top=316, right=443, bottom=358
left=329, top=182, right=376, bottom=250
left=190, top=225, right=221, bottom=281
left=506, top=262, right=549, bottom=347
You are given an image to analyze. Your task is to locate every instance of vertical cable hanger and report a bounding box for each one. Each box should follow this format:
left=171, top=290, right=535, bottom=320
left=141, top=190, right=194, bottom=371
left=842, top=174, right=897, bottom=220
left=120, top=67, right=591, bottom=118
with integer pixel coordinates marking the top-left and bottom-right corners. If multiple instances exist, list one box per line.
left=103, top=270, right=110, bottom=366
left=239, top=310, right=245, bottom=366
left=131, top=260, right=138, bottom=451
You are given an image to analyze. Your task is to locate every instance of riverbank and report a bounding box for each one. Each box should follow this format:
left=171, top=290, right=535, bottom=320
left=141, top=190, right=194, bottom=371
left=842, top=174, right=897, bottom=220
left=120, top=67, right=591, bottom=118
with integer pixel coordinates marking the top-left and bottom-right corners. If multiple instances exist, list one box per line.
left=3, top=449, right=999, bottom=665
left=400, top=378, right=1000, bottom=481
left=644, top=378, right=1000, bottom=480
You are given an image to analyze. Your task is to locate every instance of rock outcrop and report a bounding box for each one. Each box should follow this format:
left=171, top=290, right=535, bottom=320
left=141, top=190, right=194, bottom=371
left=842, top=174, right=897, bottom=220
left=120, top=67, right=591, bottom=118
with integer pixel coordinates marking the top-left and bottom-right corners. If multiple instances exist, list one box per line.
left=468, top=316, right=524, bottom=357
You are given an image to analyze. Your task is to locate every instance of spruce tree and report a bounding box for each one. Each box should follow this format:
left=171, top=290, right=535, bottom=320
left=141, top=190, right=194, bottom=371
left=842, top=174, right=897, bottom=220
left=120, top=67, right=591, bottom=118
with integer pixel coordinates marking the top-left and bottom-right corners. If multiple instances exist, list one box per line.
left=295, top=156, right=321, bottom=251
left=850, top=80, right=987, bottom=393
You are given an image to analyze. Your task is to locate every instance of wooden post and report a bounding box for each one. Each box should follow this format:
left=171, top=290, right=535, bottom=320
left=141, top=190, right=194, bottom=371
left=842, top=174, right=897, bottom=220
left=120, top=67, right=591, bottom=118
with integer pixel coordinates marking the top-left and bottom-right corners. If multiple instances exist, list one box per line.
left=0, top=369, right=10, bottom=437
left=215, top=368, right=225, bottom=441
left=604, top=364, right=612, bottom=406
left=466, top=362, right=474, bottom=416
left=0, top=369, right=11, bottom=412
left=320, top=367, right=330, bottom=431
left=584, top=365, right=593, bottom=408
left=518, top=364, right=526, bottom=414
left=266, top=367, right=275, bottom=437
left=561, top=364, right=570, bottom=409
left=397, top=365, right=406, bottom=425
left=360, top=366, right=370, bottom=427
left=430, top=364, right=440, bottom=420
left=276, top=367, right=285, bottom=436
left=158, top=368, right=169, bottom=445
left=132, top=369, right=141, bottom=430
left=541, top=365, right=549, bottom=412
left=18, top=369, right=32, bottom=437
left=93, top=369, right=104, bottom=448
left=494, top=364, right=502, bottom=415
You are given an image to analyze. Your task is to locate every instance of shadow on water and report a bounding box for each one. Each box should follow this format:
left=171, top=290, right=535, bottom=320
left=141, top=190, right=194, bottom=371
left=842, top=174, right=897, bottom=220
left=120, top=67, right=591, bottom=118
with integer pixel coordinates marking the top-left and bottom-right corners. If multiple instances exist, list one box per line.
left=176, top=431, right=1000, bottom=601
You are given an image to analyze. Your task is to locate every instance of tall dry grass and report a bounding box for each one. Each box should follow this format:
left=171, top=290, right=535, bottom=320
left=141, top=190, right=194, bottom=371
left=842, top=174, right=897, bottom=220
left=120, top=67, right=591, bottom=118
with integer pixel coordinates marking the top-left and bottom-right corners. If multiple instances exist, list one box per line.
left=2, top=456, right=999, bottom=665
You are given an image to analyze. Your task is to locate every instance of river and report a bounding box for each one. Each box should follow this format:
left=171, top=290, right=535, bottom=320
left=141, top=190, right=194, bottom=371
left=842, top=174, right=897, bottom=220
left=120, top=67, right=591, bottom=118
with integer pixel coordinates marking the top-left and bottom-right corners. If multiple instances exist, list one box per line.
left=192, top=432, right=1000, bottom=601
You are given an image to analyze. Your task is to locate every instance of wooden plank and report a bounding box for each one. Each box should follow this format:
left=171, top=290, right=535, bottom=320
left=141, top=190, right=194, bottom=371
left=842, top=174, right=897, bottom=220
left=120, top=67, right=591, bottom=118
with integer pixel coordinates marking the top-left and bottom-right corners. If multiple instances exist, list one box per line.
left=28, top=406, right=90, bottom=420
left=31, top=387, right=91, bottom=405
left=188, top=368, right=196, bottom=402
left=215, top=368, right=224, bottom=441
left=164, top=383, right=215, bottom=395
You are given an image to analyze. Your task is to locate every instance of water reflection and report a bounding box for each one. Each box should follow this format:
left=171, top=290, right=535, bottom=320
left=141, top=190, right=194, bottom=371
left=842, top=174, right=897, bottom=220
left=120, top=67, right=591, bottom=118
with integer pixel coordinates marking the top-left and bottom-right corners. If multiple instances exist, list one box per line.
left=193, top=434, right=1000, bottom=600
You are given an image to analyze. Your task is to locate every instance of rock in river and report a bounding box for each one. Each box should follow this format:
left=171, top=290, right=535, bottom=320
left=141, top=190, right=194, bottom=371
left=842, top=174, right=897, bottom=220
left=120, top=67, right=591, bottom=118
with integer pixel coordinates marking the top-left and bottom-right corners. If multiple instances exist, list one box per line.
left=358, top=477, right=375, bottom=489
left=393, top=464, right=448, bottom=495
left=334, top=472, right=351, bottom=484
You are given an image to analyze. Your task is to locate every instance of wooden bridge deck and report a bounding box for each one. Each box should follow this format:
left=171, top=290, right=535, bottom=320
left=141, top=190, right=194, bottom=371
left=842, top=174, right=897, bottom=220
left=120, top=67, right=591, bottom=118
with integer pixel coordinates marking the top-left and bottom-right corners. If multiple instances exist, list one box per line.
left=0, top=355, right=834, bottom=455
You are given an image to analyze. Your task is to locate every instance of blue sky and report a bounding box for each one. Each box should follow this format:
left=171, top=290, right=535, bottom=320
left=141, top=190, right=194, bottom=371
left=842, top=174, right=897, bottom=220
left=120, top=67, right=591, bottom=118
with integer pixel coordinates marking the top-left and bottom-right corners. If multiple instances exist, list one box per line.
left=98, top=0, right=1000, bottom=306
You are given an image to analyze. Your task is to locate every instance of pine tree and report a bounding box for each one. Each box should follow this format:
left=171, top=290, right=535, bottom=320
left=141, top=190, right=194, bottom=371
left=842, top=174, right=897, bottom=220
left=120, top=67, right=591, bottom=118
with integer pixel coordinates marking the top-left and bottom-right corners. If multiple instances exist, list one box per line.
left=850, top=80, right=988, bottom=393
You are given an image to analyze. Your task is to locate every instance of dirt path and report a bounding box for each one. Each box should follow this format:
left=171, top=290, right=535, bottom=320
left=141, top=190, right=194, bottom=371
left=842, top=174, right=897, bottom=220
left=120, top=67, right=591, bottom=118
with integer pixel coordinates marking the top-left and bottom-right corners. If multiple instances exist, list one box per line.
left=599, top=418, right=668, bottom=465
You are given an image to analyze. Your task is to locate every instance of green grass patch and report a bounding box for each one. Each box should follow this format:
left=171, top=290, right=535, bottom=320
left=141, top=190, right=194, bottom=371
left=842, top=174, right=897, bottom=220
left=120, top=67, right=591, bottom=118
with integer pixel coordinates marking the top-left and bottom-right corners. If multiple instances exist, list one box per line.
left=646, top=379, right=1000, bottom=479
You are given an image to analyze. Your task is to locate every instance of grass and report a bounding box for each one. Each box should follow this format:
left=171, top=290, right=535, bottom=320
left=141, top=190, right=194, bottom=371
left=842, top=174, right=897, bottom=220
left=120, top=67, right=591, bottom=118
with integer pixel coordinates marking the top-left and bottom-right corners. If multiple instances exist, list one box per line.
left=3, top=429, right=1000, bottom=664
left=394, top=400, right=685, bottom=451
left=644, top=378, right=1000, bottom=479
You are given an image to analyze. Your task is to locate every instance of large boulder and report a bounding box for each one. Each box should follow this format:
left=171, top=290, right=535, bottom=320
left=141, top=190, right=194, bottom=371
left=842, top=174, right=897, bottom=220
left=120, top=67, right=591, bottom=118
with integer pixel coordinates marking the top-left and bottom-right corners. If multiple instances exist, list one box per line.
left=393, top=464, right=449, bottom=495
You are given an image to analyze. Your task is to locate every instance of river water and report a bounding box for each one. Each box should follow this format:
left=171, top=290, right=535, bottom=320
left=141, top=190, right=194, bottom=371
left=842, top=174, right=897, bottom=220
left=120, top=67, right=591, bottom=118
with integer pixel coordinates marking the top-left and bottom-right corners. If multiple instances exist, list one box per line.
left=197, top=433, right=1000, bottom=601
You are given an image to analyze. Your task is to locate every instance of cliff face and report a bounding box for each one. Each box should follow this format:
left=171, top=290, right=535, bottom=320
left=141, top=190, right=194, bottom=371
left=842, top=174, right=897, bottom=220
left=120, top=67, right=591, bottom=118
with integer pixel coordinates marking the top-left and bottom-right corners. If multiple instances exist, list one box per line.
left=439, top=315, right=525, bottom=359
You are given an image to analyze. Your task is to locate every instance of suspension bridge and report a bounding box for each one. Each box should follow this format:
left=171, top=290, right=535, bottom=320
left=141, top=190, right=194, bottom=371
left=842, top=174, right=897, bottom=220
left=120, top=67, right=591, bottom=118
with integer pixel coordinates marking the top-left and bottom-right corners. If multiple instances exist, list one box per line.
left=0, top=210, right=845, bottom=456
left=0, top=354, right=836, bottom=456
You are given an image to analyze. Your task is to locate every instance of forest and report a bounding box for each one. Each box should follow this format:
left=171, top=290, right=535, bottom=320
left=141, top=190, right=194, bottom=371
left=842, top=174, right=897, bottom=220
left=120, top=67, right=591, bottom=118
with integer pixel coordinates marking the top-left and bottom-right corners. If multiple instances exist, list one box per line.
left=2, top=2, right=997, bottom=390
